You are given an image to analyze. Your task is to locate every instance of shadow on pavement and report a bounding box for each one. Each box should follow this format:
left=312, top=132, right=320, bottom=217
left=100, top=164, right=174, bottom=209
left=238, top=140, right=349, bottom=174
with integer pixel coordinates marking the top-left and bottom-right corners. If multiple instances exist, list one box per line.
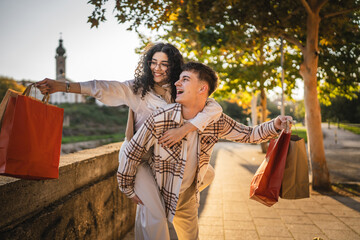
left=332, top=195, right=360, bottom=212
left=314, top=188, right=360, bottom=212
left=238, top=163, right=258, bottom=175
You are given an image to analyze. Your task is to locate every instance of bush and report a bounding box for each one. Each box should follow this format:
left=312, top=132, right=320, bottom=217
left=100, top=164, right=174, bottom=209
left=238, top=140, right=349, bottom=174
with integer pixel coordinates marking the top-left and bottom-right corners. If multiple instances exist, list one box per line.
left=58, top=103, right=128, bottom=138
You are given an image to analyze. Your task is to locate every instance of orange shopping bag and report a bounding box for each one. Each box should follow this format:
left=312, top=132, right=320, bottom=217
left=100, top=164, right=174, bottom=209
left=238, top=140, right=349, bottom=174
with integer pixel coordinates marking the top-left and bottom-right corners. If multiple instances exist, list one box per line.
left=249, top=129, right=291, bottom=206
left=0, top=85, right=64, bottom=179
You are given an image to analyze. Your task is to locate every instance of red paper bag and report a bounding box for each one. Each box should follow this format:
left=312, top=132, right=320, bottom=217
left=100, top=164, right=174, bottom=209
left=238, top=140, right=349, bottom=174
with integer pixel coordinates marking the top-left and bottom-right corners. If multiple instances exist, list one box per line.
left=249, top=130, right=291, bottom=206
left=0, top=87, right=64, bottom=179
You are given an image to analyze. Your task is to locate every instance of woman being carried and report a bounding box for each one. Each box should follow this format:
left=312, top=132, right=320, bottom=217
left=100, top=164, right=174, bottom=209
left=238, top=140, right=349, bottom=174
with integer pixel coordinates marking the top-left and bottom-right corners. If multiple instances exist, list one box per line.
left=36, top=42, right=222, bottom=240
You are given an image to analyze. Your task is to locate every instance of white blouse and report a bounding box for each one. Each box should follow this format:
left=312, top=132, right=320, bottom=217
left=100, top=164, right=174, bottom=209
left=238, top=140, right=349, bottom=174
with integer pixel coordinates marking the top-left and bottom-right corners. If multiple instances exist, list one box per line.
left=80, top=80, right=222, bottom=132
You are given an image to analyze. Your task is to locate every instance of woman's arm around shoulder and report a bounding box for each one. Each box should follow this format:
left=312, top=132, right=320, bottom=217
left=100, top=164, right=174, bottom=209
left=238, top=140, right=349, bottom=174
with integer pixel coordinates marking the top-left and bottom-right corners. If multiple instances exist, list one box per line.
left=189, top=98, right=223, bottom=131
left=158, top=98, right=223, bottom=147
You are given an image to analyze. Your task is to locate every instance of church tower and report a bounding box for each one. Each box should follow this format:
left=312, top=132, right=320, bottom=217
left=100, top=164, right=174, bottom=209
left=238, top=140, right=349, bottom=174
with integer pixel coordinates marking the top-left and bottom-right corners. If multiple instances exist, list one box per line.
left=55, top=36, right=66, bottom=80
left=50, top=35, right=85, bottom=104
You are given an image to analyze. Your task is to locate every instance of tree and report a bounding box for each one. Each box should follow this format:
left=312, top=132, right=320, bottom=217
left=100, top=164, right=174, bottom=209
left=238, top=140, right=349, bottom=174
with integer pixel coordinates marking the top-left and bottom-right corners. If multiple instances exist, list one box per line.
left=146, top=33, right=301, bottom=153
left=0, top=76, right=26, bottom=101
left=218, top=100, right=250, bottom=123
left=88, top=0, right=360, bottom=189
left=294, top=100, right=306, bottom=124
left=321, top=92, right=360, bottom=123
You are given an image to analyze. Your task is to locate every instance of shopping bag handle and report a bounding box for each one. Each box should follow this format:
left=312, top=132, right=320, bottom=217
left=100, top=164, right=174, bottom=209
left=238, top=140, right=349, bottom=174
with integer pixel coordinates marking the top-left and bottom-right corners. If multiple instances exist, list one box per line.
left=285, top=120, right=291, bottom=134
left=22, top=84, right=34, bottom=96
left=23, top=83, right=50, bottom=104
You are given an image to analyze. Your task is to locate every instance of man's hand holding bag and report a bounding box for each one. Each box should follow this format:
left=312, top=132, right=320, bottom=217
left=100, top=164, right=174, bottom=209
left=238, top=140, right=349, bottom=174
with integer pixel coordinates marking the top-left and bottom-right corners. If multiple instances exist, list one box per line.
left=249, top=128, right=291, bottom=207
left=249, top=121, right=310, bottom=207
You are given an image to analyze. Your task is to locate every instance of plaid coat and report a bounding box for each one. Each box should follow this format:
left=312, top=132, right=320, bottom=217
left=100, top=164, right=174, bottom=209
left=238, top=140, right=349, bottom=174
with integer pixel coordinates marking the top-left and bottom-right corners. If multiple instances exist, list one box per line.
left=117, top=103, right=279, bottom=222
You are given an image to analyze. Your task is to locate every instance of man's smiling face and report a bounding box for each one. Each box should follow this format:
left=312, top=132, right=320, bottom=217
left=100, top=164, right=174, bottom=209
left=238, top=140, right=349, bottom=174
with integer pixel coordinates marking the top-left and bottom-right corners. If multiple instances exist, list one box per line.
left=175, top=70, right=204, bottom=105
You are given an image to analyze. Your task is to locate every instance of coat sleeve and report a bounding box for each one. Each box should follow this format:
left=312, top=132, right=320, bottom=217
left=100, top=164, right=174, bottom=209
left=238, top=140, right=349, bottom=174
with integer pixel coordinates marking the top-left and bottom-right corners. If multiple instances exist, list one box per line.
left=117, top=114, right=157, bottom=198
left=189, top=98, right=223, bottom=132
left=219, top=114, right=279, bottom=143
left=80, top=80, right=141, bottom=109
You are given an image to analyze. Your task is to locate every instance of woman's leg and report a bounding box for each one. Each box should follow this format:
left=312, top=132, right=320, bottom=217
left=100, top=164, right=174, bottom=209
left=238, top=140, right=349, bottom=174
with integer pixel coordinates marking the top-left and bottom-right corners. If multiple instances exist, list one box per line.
left=134, top=162, right=170, bottom=240
left=118, top=141, right=169, bottom=240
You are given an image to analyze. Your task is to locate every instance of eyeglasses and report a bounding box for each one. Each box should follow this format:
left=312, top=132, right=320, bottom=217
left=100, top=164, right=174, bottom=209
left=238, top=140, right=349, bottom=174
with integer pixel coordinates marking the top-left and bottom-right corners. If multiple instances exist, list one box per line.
left=148, top=61, right=170, bottom=70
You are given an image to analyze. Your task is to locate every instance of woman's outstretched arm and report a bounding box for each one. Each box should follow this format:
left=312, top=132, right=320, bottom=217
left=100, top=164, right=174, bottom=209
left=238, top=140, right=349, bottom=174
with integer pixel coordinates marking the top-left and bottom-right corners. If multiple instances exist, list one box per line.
left=36, top=78, right=81, bottom=94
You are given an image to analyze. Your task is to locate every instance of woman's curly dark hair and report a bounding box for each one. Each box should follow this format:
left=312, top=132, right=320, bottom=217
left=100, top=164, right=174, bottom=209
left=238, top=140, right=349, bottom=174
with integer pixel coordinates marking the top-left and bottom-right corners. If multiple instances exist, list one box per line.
left=133, top=43, right=184, bottom=101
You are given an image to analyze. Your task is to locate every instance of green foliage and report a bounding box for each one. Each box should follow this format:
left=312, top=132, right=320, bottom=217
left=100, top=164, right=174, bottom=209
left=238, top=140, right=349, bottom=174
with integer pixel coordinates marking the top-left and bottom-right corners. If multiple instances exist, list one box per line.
left=62, top=133, right=125, bottom=144
left=59, top=103, right=128, bottom=138
left=218, top=100, right=250, bottom=123
left=321, top=92, right=360, bottom=123
left=0, top=76, right=26, bottom=101
left=87, top=0, right=360, bottom=101
left=267, top=99, right=296, bottom=119
left=59, top=103, right=128, bottom=126
left=293, top=100, right=306, bottom=123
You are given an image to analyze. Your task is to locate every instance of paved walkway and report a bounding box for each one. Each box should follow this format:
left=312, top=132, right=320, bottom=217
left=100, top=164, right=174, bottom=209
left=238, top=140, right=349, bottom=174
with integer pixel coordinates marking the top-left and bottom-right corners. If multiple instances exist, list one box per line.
left=124, top=125, right=360, bottom=240
left=197, top=142, right=360, bottom=240
left=321, top=123, right=360, bottom=183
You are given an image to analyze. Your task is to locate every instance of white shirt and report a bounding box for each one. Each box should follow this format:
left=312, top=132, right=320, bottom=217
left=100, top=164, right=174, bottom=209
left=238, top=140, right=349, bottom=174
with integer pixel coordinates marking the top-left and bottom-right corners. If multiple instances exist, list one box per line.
left=179, top=120, right=199, bottom=194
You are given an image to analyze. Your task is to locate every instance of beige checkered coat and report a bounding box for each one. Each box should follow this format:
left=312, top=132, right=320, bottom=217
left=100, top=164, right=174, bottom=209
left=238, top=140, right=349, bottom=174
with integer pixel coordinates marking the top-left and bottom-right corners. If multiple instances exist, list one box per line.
left=117, top=103, right=279, bottom=222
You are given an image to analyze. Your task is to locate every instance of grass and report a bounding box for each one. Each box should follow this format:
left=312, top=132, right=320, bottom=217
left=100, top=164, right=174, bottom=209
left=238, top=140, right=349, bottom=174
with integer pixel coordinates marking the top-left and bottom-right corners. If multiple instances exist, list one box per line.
left=328, top=122, right=360, bottom=135
left=290, top=122, right=360, bottom=143
left=58, top=103, right=128, bottom=144
left=331, top=183, right=360, bottom=197
left=291, top=128, right=307, bottom=142
left=62, top=133, right=125, bottom=144
left=338, top=123, right=360, bottom=135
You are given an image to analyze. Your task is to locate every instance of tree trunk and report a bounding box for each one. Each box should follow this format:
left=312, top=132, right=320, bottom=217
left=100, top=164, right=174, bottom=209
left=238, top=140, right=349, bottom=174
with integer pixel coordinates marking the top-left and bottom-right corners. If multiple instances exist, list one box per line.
left=300, top=8, right=330, bottom=190
left=251, top=93, right=258, bottom=126
left=260, top=88, right=268, bottom=153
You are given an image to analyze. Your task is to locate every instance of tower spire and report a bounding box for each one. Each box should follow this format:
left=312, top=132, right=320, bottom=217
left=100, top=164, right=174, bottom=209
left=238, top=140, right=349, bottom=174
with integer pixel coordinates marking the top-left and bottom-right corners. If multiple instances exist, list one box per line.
left=55, top=34, right=66, bottom=80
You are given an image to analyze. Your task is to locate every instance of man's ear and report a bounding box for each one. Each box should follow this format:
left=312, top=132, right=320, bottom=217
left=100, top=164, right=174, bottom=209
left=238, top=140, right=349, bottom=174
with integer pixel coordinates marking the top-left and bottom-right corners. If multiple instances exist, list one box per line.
left=199, top=85, right=208, bottom=95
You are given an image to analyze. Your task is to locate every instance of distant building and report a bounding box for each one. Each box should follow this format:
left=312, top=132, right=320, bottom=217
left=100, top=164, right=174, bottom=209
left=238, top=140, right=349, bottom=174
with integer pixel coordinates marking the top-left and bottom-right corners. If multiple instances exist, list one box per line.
left=50, top=37, right=85, bottom=104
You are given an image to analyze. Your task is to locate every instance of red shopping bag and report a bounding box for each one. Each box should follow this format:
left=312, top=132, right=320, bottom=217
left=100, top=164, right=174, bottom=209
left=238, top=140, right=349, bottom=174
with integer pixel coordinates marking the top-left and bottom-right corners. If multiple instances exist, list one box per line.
left=0, top=85, right=64, bottom=179
left=249, top=130, right=291, bottom=206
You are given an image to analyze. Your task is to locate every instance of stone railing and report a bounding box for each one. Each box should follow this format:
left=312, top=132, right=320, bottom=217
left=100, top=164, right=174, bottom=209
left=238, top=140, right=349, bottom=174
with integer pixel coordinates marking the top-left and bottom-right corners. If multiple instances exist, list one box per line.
left=0, top=142, right=136, bottom=240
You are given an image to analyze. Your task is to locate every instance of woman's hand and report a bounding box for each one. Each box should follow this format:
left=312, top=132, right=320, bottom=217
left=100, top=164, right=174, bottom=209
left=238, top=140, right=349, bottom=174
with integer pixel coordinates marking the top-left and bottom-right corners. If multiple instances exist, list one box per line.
left=274, top=115, right=293, bottom=133
left=36, top=78, right=65, bottom=94
left=159, top=122, right=197, bottom=148
left=159, top=128, right=187, bottom=148
left=131, top=194, right=144, bottom=205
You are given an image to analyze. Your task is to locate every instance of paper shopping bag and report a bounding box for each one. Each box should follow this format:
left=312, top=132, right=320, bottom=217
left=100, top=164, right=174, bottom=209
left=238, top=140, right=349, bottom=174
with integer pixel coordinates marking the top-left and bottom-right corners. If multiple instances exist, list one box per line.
left=250, top=130, right=291, bottom=207
left=0, top=86, right=64, bottom=179
left=280, top=135, right=310, bottom=199
left=0, top=89, right=20, bottom=125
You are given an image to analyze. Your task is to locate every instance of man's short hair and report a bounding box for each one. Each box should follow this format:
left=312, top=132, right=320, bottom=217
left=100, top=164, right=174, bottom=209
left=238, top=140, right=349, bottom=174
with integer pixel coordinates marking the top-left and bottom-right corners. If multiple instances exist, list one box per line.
left=182, top=62, right=218, bottom=96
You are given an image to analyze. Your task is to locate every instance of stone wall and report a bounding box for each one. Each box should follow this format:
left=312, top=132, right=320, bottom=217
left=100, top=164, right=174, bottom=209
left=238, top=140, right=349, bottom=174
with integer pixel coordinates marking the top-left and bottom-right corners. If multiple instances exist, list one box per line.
left=0, top=142, right=136, bottom=240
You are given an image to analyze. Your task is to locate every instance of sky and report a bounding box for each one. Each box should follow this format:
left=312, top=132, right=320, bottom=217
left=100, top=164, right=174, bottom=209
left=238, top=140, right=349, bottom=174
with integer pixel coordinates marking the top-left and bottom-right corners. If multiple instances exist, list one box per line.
left=0, top=0, right=303, bottom=100
left=0, top=0, right=142, bottom=82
